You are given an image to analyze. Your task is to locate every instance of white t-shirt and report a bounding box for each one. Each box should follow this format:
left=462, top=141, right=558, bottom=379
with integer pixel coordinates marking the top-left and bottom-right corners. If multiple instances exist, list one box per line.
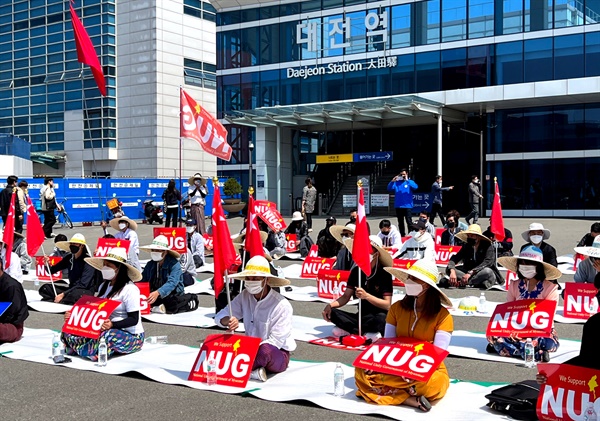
left=100, top=282, right=144, bottom=335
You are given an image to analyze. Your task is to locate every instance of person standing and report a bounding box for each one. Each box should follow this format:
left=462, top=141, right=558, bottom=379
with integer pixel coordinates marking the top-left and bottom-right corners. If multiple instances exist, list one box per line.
left=15, top=180, right=28, bottom=234
left=40, top=177, right=57, bottom=239
left=162, top=179, right=181, bottom=228
left=430, top=175, right=453, bottom=226
left=0, top=175, right=18, bottom=228
left=465, top=175, right=483, bottom=225
left=302, top=177, right=317, bottom=232
left=187, top=173, right=208, bottom=234
left=387, top=169, right=418, bottom=237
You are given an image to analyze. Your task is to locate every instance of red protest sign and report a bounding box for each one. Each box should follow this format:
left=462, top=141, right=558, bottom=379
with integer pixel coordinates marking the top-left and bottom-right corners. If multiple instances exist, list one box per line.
left=434, top=244, right=461, bottom=265
left=435, top=227, right=444, bottom=245
left=252, top=200, right=287, bottom=231
left=563, top=283, right=598, bottom=320
left=35, top=256, right=63, bottom=280
left=62, top=295, right=120, bottom=339
left=353, top=337, right=449, bottom=382
left=309, top=336, right=369, bottom=351
left=573, top=253, right=585, bottom=271
left=136, top=282, right=151, bottom=315
left=391, top=259, right=417, bottom=287
left=94, top=238, right=131, bottom=257
left=537, top=363, right=600, bottom=421
left=285, top=234, right=298, bottom=252
left=308, top=244, right=319, bottom=258
left=301, top=256, right=336, bottom=279
left=202, top=233, right=213, bottom=250
left=486, top=299, right=557, bottom=338
left=316, top=269, right=350, bottom=299
left=188, top=333, right=261, bottom=387
left=153, top=227, right=187, bottom=254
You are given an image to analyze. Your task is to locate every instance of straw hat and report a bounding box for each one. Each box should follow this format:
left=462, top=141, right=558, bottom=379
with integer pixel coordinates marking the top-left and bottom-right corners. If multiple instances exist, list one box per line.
left=521, top=222, right=551, bottom=242
left=139, top=234, right=181, bottom=259
left=291, top=211, right=303, bottom=222
left=574, top=235, right=600, bottom=258
left=232, top=231, right=272, bottom=261
left=84, top=247, right=142, bottom=282
left=345, top=235, right=393, bottom=268
left=330, top=224, right=355, bottom=245
left=384, top=259, right=452, bottom=307
left=0, top=230, right=24, bottom=240
left=56, top=233, right=92, bottom=256
left=498, top=245, right=562, bottom=281
left=109, top=215, right=138, bottom=232
left=455, top=224, right=491, bottom=244
left=228, top=255, right=290, bottom=287
left=188, top=173, right=207, bottom=186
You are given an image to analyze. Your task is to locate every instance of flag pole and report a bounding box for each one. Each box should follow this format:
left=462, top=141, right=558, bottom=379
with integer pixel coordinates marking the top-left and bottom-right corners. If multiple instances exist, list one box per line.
left=224, top=269, right=233, bottom=332
left=357, top=180, right=363, bottom=337
left=40, top=245, right=58, bottom=298
left=178, top=86, right=183, bottom=227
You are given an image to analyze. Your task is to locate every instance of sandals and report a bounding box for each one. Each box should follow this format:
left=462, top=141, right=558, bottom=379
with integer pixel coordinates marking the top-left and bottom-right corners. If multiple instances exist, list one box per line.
left=416, top=396, right=432, bottom=412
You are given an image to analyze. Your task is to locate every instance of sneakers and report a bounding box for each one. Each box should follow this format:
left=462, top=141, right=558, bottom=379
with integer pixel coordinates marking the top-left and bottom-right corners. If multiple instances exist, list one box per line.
left=250, top=367, right=268, bottom=382
left=152, top=304, right=167, bottom=314
left=541, top=350, right=551, bottom=362
left=486, top=343, right=496, bottom=353
left=308, top=228, right=313, bottom=233
left=364, top=332, right=382, bottom=342
left=331, top=326, right=350, bottom=338
left=188, top=296, right=199, bottom=311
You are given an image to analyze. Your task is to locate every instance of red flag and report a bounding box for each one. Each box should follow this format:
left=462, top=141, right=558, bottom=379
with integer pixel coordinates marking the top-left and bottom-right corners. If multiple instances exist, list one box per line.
left=69, top=3, right=107, bottom=96
left=26, top=195, right=46, bottom=257
left=180, top=88, right=232, bottom=161
left=353, top=185, right=372, bottom=277
left=245, top=195, right=264, bottom=258
left=490, top=178, right=505, bottom=242
left=2, top=191, right=16, bottom=269
left=211, top=179, right=237, bottom=297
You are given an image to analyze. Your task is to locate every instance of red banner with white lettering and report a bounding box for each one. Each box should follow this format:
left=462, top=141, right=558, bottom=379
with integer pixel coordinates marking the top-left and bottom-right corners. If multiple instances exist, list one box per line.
left=301, top=256, right=336, bottom=278
left=153, top=227, right=187, bottom=254
left=316, top=269, right=350, bottom=299
left=563, top=283, right=598, bottom=320
left=537, top=363, right=600, bottom=421
left=136, top=282, right=151, bottom=315
left=62, top=295, right=120, bottom=339
left=308, top=244, right=319, bottom=258
left=573, top=253, right=585, bottom=271
left=434, top=244, right=461, bottom=266
left=94, top=238, right=131, bottom=257
left=252, top=200, right=287, bottom=231
left=202, top=233, right=213, bottom=251
left=435, top=227, right=445, bottom=245
left=391, top=259, right=417, bottom=287
left=188, top=333, right=261, bottom=387
left=180, top=88, right=232, bottom=161
left=353, top=337, right=449, bottom=382
left=486, top=299, right=557, bottom=338
left=308, top=336, right=369, bottom=351
left=285, top=234, right=298, bottom=253
left=35, top=256, right=62, bottom=281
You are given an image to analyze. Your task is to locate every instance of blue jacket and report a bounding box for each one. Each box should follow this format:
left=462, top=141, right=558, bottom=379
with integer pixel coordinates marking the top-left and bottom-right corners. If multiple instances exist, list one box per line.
left=388, top=179, right=418, bottom=208
left=142, top=254, right=184, bottom=297
left=431, top=181, right=450, bottom=205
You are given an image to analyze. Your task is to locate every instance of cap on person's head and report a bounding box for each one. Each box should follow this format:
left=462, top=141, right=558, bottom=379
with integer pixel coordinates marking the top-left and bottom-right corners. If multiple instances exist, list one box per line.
left=185, top=218, right=197, bottom=226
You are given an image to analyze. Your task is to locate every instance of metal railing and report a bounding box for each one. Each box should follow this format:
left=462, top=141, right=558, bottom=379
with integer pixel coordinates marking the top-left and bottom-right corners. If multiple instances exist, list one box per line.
left=325, top=162, right=352, bottom=215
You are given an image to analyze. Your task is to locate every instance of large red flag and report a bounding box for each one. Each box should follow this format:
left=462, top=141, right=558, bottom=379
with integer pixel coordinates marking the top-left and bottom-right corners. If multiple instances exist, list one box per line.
left=180, top=88, right=232, bottom=161
left=2, top=191, right=16, bottom=269
left=26, top=195, right=46, bottom=257
left=211, top=179, right=237, bottom=297
left=245, top=195, right=264, bottom=258
left=353, top=184, right=372, bottom=277
left=490, top=178, right=505, bottom=242
left=69, top=3, right=107, bottom=96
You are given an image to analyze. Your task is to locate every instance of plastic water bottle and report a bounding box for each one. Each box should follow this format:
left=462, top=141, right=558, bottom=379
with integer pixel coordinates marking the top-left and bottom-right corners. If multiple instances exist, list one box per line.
left=584, top=402, right=598, bottom=421
left=333, top=363, right=345, bottom=397
left=332, top=286, right=340, bottom=301
left=98, top=337, right=108, bottom=367
left=206, top=357, right=217, bottom=386
left=524, top=338, right=535, bottom=368
left=34, top=277, right=39, bottom=287
left=51, top=333, right=61, bottom=357
left=145, top=335, right=168, bottom=344
left=478, top=292, right=487, bottom=313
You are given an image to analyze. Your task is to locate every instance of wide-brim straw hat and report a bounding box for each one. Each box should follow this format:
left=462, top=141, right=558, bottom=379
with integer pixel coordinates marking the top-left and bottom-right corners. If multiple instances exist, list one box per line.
left=498, top=245, right=562, bottom=281
left=84, top=247, right=142, bottom=282
left=232, top=231, right=271, bottom=261
left=139, top=234, right=181, bottom=259
left=188, top=173, right=207, bottom=186
left=228, top=255, right=290, bottom=287
left=109, top=215, right=138, bottom=232
left=521, top=222, right=551, bottom=242
left=345, top=235, right=393, bottom=268
left=456, top=224, right=491, bottom=244
left=0, top=230, right=24, bottom=240
left=574, top=235, right=600, bottom=258
left=330, top=224, right=355, bottom=246
left=384, top=260, right=452, bottom=307
left=56, top=233, right=92, bottom=256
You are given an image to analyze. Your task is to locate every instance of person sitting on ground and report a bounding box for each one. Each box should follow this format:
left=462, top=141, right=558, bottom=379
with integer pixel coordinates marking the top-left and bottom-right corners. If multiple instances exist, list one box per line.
left=331, top=224, right=355, bottom=271
left=377, top=219, right=402, bottom=252
left=355, top=259, right=453, bottom=410
left=285, top=211, right=313, bottom=257
left=489, top=246, right=562, bottom=362
left=444, top=209, right=468, bottom=231
left=397, top=221, right=435, bottom=261
left=265, top=226, right=286, bottom=259
left=520, top=223, right=558, bottom=268
left=573, top=236, right=600, bottom=284
left=443, top=224, right=504, bottom=289
left=483, top=219, right=514, bottom=257
left=576, top=222, right=600, bottom=247
left=50, top=234, right=69, bottom=277
left=322, top=235, right=393, bottom=341
left=418, top=210, right=436, bottom=237
left=11, top=231, right=31, bottom=275
left=39, top=234, right=100, bottom=304
left=440, top=211, right=465, bottom=246
left=317, top=216, right=341, bottom=258
left=62, top=247, right=144, bottom=361
left=102, top=216, right=141, bottom=272
left=140, top=235, right=198, bottom=314
left=215, top=255, right=296, bottom=382
left=185, top=218, right=205, bottom=268
left=347, top=209, right=357, bottom=225
left=179, top=248, right=198, bottom=288
left=0, top=263, right=28, bottom=344
left=0, top=231, right=23, bottom=283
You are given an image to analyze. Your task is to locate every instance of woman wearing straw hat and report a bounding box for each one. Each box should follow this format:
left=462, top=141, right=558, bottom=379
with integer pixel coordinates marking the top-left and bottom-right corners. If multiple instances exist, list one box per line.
left=109, top=215, right=141, bottom=272
left=285, top=211, right=313, bottom=257
left=355, top=259, right=453, bottom=410
left=215, top=255, right=296, bottom=382
left=489, top=246, right=562, bottom=362
left=61, top=247, right=145, bottom=361
left=322, top=235, right=393, bottom=341
left=520, top=222, right=558, bottom=268
left=187, top=173, right=208, bottom=235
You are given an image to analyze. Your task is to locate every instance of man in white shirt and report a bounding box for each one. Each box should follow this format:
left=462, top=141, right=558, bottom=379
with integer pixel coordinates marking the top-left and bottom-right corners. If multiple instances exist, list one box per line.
left=215, top=255, right=296, bottom=382
left=377, top=219, right=402, bottom=252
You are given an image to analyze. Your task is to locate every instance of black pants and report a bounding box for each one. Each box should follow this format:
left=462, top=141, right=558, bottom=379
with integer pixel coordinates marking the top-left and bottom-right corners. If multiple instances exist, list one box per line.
left=39, top=283, right=94, bottom=305
left=42, top=209, right=56, bottom=238
left=165, top=207, right=178, bottom=227
left=465, top=202, right=479, bottom=224
left=395, top=208, right=412, bottom=237
left=429, top=203, right=445, bottom=226
left=305, top=212, right=313, bottom=230
left=330, top=308, right=387, bottom=335
left=154, top=293, right=198, bottom=314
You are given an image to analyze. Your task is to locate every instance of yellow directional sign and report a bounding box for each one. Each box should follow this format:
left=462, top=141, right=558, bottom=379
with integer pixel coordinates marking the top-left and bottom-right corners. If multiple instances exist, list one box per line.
left=316, top=154, right=353, bottom=164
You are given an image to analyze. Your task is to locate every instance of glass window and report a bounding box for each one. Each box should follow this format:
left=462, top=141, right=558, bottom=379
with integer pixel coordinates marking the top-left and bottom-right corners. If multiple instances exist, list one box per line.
left=390, top=54, right=415, bottom=94
left=344, top=66, right=367, bottom=100
left=414, top=0, right=440, bottom=45
left=240, top=27, right=259, bottom=67
left=390, top=4, right=411, bottom=48
left=240, top=8, right=259, bottom=22
left=222, top=74, right=241, bottom=112
left=345, top=11, right=366, bottom=55
left=586, top=0, right=600, bottom=23
left=442, top=0, right=466, bottom=42
left=468, top=0, right=494, bottom=38
left=280, top=69, right=301, bottom=105
left=323, top=14, right=345, bottom=58
left=554, top=34, right=584, bottom=79
left=365, top=7, right=389, bottom=52
left=259, top=70, right=279, bottom=108
left=302, top=0, right=321, bottom=12
left=585, top=32, right=600, bottom=77
left=502, top=0, right=523, bottom=34
left=415, top=51, right=440, bottom=92
left=260, top=4, right=280, bottom=19
left=441, top=48, right=466, bottom=90
left=524, top=38, right=553, bottom=82
left=280, top=21, right=300, bottom=63
left=493, top=41, right=523, bottom=85
left=219, top=29, right=241, bottom=69
left=524, top=0, right=552, bottom=31
left=259, top=24, right=279, bottom=65
left=367, top=64, right=391, bottom=97
left=322, top=0, right=342, bottom=10
left=555, top=0, right=584, bottom=27
left=553, top=105, right=585, bottom=151
left=300, top=72, right=322, bottom=103
left=321, top=68, right=344, bottom=102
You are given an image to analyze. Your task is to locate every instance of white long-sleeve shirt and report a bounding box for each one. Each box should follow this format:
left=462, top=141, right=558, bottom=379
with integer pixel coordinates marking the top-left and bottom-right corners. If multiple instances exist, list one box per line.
left=188, top=231, right=204, bottom=263
left=115, top=228, right=140, bottom=271
left=378, top=225, right=402, bottom=250
left=215, top=288, right=297, bottom=351
left=397, top=232, right=435, bottom=261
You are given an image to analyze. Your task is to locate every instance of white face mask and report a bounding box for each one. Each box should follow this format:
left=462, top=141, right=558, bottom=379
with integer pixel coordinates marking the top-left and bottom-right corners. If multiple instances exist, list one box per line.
left=151, top=251, right=164, bottom=261
left=186, top=227, right=195, bottom=233
left=404, top=280, right=424, bottom=296
left=245, top=280, right=264, bottom=294
left=530, top=234, right=543, bottom=244
left=101, top=267, right=116, bottom=280
left=119, top=223, right=127, bottom=230
left=519, top=265, right=538, bottom=279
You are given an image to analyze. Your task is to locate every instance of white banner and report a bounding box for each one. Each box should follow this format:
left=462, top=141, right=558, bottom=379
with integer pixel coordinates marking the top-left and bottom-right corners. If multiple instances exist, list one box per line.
left=342, top=195, right=356, bottom=208
left=371, top=194, right=389, bottom=207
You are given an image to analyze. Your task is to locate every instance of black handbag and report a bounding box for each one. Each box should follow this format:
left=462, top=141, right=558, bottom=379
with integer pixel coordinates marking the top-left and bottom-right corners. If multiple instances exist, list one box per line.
left=485, top=380, right=540, bottom=421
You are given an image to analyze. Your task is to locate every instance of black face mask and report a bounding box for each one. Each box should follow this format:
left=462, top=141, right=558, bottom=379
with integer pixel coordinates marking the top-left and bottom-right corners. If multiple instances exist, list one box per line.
left=69, top=245, right=80, bottom=254
left=447, top=221, right=456, bottom=228
left=349, top=216, right=356, bottom=223
left=466, top=238, right=477, bottom=246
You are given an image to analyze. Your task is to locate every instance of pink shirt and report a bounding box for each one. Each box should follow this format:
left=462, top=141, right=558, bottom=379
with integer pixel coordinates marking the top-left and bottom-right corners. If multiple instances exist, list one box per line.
left=507, top=279, right=559, bottom=303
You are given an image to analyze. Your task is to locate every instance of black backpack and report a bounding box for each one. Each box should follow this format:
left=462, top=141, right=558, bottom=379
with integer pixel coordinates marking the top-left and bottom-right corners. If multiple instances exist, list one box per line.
left=485, top=380, right=540, bottom=421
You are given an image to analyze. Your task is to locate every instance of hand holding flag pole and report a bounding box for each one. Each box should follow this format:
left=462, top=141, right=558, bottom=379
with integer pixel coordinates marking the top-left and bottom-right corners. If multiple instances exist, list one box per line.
left=41, top=245, right=58, bottom=299
left=215, top=176, right=234, bottom=327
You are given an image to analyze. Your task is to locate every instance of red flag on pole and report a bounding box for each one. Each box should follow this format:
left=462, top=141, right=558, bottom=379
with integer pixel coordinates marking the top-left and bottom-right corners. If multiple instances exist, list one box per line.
left=352, top=183, right=372, bottom=277
left=211, top=179, right=237, bottom=297
left=180, top=88, right=232, bottom=161
left=2, top=191, right=16, bottom=269
left=26, top=195, right=46, bottom=257
left=245, top=195, right=264, bottom=258
left=490, top=178, right=505, bottom=242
